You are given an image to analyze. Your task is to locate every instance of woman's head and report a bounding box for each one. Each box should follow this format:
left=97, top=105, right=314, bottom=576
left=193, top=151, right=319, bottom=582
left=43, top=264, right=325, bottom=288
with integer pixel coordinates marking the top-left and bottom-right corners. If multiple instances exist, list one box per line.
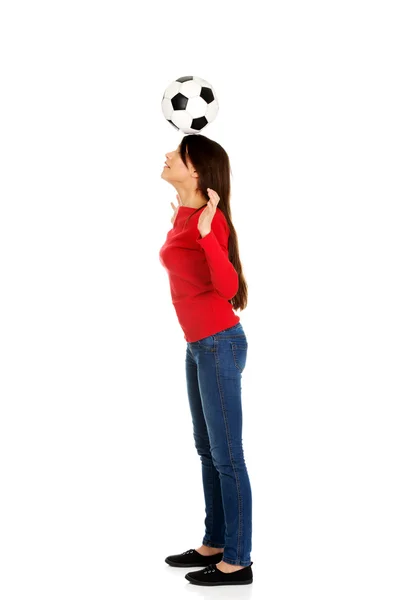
left=162, top=134, right=230, bottom=209
left=162, top=134, right=248, bottom=312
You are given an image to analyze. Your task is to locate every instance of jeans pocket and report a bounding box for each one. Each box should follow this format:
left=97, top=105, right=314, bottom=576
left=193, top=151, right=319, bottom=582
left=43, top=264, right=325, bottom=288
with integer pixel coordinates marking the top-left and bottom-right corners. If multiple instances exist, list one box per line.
left=197, top=335, right=216, bottom=352
left=230, top=342, right=248, bottom=373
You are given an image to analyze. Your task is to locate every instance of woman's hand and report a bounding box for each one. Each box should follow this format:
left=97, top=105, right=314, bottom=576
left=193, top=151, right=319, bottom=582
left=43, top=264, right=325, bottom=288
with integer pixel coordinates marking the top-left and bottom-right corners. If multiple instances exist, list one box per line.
left=170, top=194, right=182, bottom=225
left=197, top=188, right=220, bottom=237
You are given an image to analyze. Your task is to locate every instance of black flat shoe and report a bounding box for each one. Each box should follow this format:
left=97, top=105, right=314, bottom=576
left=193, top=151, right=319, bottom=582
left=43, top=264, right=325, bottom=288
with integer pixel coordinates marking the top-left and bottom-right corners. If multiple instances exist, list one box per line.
left=185, top=562, right=253, bottom=586
left=165, top=548, right=224, bottom=568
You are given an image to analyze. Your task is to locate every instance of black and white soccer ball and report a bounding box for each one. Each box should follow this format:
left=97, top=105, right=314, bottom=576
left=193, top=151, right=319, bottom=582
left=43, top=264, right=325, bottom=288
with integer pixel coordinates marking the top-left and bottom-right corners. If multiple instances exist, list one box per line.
left=161, top=75, right=219, bottom=134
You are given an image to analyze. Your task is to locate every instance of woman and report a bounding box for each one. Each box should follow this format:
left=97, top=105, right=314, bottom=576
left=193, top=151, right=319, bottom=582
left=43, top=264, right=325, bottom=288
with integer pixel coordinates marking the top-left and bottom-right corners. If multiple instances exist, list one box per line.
left=159, top=134, right=253, bottom=587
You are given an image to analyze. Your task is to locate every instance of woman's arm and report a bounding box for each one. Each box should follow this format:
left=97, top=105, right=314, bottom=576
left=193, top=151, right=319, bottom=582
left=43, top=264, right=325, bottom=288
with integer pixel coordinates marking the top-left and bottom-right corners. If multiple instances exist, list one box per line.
left=196, top=211, right=239, bottom=300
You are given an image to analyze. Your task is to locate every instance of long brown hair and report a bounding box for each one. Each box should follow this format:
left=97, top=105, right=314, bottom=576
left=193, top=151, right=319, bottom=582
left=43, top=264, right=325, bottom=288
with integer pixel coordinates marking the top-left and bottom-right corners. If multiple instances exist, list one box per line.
left=179, top=134, right=248, bottom=312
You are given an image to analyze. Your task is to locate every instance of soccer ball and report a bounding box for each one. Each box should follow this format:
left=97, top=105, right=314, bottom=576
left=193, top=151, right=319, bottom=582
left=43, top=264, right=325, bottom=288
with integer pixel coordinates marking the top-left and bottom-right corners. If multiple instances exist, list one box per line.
left=161, top=75, right=219, bottom=135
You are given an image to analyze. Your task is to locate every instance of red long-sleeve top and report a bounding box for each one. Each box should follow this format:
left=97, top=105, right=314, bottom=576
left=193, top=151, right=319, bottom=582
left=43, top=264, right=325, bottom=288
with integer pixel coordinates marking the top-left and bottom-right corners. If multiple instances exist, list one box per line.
left=159, top=205, right=240, bottom=342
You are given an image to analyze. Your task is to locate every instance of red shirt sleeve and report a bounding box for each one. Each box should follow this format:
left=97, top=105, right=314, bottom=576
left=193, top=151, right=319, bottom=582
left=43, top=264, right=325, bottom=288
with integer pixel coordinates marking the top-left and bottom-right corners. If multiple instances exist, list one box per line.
left=196, top=210, right=239, bottom=300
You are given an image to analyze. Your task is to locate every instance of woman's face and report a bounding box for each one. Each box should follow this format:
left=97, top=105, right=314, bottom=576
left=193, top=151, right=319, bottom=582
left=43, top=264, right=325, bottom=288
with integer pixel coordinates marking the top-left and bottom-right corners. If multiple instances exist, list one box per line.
left=161, top=144, right=196, bottom=183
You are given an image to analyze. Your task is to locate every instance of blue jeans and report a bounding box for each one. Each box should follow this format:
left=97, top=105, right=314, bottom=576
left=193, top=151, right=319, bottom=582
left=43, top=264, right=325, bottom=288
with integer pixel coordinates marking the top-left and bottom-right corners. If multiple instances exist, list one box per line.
left=185, top=322, right=252, bottom=567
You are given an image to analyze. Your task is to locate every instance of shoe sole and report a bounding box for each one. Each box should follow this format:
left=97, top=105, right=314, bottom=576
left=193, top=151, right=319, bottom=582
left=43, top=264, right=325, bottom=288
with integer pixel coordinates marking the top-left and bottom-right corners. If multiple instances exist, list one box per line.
left=185, top=575, right=253, bottom=586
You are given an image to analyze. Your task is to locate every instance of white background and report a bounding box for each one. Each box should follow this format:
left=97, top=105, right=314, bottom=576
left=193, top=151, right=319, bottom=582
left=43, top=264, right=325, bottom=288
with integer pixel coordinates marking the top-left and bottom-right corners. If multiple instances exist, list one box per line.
left=1, top=1, right=400, bottom=598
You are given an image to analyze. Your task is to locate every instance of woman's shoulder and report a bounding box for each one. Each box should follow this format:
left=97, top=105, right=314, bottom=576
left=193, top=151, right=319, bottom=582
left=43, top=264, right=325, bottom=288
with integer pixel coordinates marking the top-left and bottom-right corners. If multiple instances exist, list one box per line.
left=216, top=206, right=228, bottom=224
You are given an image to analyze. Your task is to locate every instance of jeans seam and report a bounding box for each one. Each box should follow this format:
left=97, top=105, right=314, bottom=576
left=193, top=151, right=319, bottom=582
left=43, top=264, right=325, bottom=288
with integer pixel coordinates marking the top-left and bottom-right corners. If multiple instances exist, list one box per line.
left=214, top=342, right=243, bottom=564
left=222, top=557, right=251, bottom=566
left=211, top=458, right=214, bottom=540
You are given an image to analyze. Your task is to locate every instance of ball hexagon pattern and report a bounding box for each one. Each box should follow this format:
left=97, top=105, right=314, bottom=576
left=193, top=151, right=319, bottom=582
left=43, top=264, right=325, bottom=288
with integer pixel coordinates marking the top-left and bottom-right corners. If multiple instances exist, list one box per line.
left=161, top=75, right=219, bottom=134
